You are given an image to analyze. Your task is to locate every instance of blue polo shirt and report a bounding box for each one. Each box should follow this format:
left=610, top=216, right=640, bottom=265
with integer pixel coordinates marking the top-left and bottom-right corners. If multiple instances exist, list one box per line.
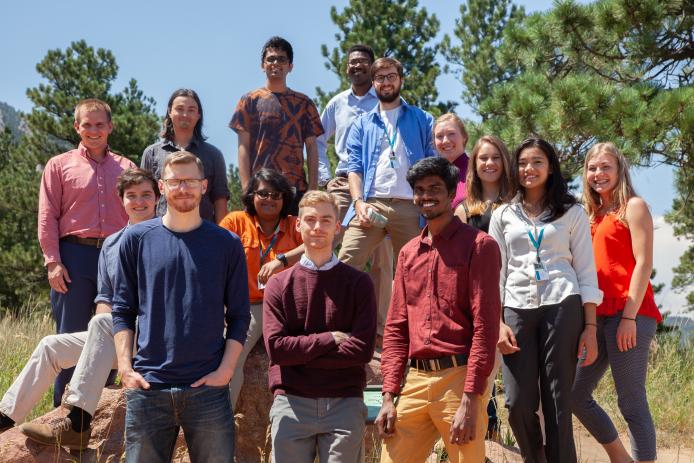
left=344, top=99, right=436, bottom=226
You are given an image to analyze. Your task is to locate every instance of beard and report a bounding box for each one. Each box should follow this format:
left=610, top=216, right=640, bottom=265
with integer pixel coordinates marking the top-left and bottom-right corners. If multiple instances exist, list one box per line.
left=167, top=194, right=200, bottom=214
left=376, top=86, right=401, bottom=103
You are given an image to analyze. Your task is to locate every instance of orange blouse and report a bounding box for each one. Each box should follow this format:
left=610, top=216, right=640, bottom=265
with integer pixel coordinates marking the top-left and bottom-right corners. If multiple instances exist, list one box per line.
left=591, top=213, right=661, bottom=322
left=219, top=211, right=303, bottom=303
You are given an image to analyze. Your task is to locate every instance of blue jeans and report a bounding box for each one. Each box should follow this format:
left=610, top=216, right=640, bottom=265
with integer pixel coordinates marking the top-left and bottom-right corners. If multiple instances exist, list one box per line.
left=124, top=385, right=235, bottom=463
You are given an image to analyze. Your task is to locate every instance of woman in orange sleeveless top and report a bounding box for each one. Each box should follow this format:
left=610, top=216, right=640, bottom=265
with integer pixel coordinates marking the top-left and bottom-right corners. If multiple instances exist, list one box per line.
left=572, top=142, right=661, bottom=463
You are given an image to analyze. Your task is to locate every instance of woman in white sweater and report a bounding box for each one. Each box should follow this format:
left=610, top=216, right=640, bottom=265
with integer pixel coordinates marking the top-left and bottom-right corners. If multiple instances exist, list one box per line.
left=489, top=136, right=602, bottom=463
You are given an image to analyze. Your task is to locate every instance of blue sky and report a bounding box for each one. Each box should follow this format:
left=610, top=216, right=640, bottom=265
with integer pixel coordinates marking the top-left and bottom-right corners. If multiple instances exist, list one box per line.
left=1, top=0, right=689, bottom=313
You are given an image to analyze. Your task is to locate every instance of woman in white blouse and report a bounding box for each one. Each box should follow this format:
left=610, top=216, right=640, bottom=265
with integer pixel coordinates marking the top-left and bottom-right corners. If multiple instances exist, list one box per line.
left=489, top=136, right=602, bottom=463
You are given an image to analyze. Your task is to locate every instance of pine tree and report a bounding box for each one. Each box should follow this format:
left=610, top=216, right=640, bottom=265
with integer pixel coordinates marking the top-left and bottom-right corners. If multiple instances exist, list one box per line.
left=317, top=0, right=453, bottom=114
left=0, top=41, right=160, bottom=311
left=448, top=0, right=693, bottom=308
left=25, top=40, right=160, bottom=166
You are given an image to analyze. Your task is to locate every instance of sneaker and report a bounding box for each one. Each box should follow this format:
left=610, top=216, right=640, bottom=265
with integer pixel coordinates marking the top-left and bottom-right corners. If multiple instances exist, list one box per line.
left=20, top=417, right=90, bottom=450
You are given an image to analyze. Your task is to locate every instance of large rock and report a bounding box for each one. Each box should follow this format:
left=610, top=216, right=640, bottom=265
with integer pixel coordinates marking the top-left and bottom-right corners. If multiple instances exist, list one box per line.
left=0, top=347, right=384, bottom=463
left=233, top=344, right=385, bottom=463
left=0, top=386, right=188, bottom=462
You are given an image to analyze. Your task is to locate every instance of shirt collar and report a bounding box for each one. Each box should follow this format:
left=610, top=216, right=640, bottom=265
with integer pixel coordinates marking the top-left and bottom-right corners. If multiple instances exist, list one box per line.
left=350, top=86, right=378, bottom=99
left=162, top=135, right=200, bottom=150
left=251, top=215, right=288, bottom=236
left=300, top=254, right=340, bottom=271
left=418, top=216, right=462, bottom=246
left=78, top=143, right=112, bottom=163
left=367, top=97, right=410, bottom=120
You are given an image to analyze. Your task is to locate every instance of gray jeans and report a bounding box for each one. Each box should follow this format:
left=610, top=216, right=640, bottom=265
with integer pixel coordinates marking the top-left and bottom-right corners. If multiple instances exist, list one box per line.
left=502, top=295, right=584, bottom=463
left=270, top=394, right=366, bottom=463
left=572, top=314, right=657, bottom=461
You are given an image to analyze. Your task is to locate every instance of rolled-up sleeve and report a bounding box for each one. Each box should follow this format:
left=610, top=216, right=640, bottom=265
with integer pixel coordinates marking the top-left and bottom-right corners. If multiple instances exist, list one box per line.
left=569, top=206, right=603, bottom=305
left=346, top=117, right=365, bottom=175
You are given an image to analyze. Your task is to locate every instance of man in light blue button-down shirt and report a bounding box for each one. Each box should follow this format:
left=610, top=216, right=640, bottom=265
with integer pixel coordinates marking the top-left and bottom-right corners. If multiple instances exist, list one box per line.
left=338, top=57, right=436, bottom=327
left=317, top=45, right=394, bottom=340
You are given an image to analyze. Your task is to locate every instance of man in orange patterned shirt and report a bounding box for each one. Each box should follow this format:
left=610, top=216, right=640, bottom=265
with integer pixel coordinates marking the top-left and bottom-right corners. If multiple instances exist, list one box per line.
left=230, top=36, right=324, bottom=214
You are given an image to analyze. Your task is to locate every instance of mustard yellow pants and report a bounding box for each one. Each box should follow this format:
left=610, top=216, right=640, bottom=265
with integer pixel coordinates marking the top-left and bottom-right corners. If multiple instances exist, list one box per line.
left=380, top=365, right=490, bottom=463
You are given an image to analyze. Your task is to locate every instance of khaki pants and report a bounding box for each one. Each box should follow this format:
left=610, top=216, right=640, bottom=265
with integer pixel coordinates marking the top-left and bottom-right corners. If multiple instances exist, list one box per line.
left=328, top=177, right=395, bottom=336
left=0, top=313, right=117, bottom=422
left=229, top=302, right=264, bottom=408
left=380, top=365, right=491, bottom=463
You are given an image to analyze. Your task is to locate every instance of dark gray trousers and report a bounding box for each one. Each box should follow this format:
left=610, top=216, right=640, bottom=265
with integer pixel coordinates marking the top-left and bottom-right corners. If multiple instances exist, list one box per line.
left=502, top=294, right=584, bottom=463
left=572, top=314, right=657, bottom=461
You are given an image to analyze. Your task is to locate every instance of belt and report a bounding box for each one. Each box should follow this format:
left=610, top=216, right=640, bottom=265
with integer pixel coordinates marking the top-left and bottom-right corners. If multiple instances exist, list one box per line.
left=60, top=235, right=106, bottom=248
left=409, top=354, right=468, bottom=372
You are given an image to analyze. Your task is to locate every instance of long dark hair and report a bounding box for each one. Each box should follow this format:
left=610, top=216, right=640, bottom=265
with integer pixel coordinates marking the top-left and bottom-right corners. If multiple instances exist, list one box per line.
left=513, top=136, right=576, bottom=222
left=161, top=88, right=206, bottom=142
left=241, top=168, right=295, bottom=218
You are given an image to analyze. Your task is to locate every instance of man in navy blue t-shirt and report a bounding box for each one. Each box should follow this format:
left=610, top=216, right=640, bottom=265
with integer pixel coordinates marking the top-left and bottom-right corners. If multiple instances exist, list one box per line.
left=112, top=151, right=250, bottom=463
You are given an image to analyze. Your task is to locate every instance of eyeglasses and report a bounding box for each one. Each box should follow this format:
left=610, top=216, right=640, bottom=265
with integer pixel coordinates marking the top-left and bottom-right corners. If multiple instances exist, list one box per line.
left=348, top=58, right=371, bottom=66
left=162, top=178, right=203, bottom=188
left=374, top=73, right=399, bottom=84
left=264, top=56, right=289, bottom=65
left=254, top=190, right=283, bottom=200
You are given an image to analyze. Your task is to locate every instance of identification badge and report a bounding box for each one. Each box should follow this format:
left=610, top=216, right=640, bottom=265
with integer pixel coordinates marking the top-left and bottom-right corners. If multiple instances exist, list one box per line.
left=388, top=151, right=400, bottom=169
left=533, top=262, right=549, bottom=281
left=257, top=275, right=266, bottom=290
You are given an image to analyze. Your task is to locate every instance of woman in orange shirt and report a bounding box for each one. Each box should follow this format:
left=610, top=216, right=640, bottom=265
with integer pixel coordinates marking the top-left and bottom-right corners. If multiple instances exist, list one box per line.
left=219, top=168, right=305, bottom=409
left=572, top=143, right=661, bottom=463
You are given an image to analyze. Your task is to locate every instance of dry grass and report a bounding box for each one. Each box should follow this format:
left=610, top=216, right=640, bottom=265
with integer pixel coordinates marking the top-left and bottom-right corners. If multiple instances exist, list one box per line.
left=0, top=302, right=55, bottom=421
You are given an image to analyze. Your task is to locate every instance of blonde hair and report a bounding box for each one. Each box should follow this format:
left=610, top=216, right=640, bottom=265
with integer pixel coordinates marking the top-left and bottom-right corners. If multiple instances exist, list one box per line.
left=433, top=113, right=469, bottom=148
left=162, top=151, right=205, bottom=178
left=582, top=142, right=636, bottom=222
left=464, top=135, right=514, bottom=216
left=74, top=98, right=112, bottom=123
left=298, top=190, right=339, bottom=218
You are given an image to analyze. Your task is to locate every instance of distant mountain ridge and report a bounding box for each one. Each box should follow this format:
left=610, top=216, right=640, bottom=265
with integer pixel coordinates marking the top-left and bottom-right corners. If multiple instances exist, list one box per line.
left=0, top=102, right=27, bottom=139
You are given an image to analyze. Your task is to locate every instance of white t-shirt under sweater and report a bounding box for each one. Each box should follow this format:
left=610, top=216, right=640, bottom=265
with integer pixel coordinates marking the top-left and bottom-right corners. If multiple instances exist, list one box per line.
left=370, top=106, right=413, bottom=199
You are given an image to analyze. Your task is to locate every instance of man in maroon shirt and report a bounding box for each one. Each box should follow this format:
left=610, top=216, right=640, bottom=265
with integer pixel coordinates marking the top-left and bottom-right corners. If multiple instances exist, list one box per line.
left=263, top=190, right=376, bottom=463
left=375, top=156, right=501, bottom=463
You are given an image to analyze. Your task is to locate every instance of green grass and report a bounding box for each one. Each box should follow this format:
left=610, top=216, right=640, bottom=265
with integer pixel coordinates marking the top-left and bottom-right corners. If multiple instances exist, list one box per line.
left=592, top=331, right=694, bottom=448
left=0, top=301, right=55, bottom=422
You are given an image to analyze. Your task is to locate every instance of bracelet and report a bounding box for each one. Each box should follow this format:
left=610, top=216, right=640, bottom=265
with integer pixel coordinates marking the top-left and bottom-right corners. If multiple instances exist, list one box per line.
left=584, top=323, right=597, bottom=327
left=621, top=316, right=637, bottom=321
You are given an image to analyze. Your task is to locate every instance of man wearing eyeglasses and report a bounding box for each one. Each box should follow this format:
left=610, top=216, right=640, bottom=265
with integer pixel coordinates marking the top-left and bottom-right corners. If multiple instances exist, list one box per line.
left=230, top=36, right=324, bottom=214
left=142, top=88, right=230, bottom=223
left=316, top=44, right=394, bottom=345
left=112, top=151, right=250, bottom=462
left=338, top=57, right=436, bottom=289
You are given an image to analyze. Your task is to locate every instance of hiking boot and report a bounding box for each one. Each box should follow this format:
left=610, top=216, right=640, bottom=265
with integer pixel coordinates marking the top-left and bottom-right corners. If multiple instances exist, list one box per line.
left=0, top=412, right=15, bottom=433
left=20, top=417, right=90, bottom=450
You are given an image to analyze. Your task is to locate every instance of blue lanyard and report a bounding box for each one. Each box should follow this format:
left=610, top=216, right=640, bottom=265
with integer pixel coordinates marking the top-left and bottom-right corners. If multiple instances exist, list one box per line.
left=384, top=118, right=400, bottom=168
left=527, top=227, right=544, bottom=263
left=259, top=226, right=280, bottom=264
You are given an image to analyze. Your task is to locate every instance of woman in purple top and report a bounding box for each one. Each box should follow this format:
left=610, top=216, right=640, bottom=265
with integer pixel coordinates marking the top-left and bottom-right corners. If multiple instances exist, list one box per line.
left=433, top=113, right=469, bottom=219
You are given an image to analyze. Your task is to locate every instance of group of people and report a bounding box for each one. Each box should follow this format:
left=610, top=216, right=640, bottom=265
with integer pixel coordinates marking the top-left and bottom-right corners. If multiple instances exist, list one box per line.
left=0, top=35, right=660, bottom=463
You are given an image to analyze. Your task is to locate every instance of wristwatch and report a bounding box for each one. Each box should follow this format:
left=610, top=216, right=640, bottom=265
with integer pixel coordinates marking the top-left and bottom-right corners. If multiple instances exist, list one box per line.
left=276, top=253, right=289, bottom=268
left=352, top=197, right=363, bottom=207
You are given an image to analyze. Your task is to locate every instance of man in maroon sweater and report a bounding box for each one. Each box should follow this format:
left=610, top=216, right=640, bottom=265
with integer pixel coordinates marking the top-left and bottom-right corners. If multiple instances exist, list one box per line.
left=375, top=157, right=501, bottom=463
left=263, top=190, right=377, bottom=463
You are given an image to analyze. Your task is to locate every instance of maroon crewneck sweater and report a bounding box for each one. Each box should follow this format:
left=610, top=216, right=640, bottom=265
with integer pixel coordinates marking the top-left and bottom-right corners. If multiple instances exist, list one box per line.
left=262, top=262, right=376, bottom=398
